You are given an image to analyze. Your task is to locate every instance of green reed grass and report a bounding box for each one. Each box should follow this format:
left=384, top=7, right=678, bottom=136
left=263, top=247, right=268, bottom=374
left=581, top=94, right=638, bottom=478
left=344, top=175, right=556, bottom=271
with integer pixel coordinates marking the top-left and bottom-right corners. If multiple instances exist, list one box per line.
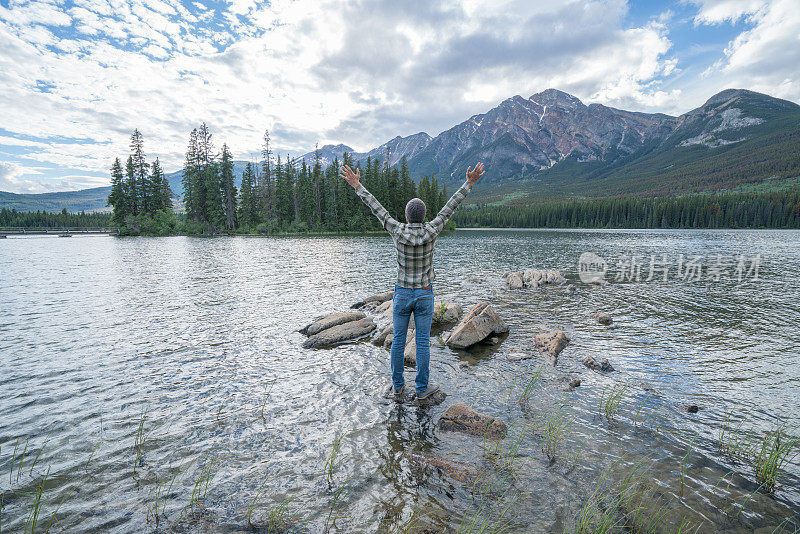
left=323, top=432, right=345, bottom=485
left=458, top=470, right=516, bottom=534
left=571, top=459, right=685, bottom=534
left=187, top=459, right=218, bottom=515
left=259, top=380, right=276, bottom=423
left=719, top=415, right=799, bottom=494
left=538, top=405, right=573, bottom=462
left=599, top=382, right=628, bottom=420
left=324, top=483, right=350, bottom=533
left=133, top=410, right=148, bottom=478
left=753, top=425, right=799, bottom=493
left=518, top=368, right=544, bottom=405
left=679, top=438, right=695, bottom=497
left=24, top=467, right=48, bottom=534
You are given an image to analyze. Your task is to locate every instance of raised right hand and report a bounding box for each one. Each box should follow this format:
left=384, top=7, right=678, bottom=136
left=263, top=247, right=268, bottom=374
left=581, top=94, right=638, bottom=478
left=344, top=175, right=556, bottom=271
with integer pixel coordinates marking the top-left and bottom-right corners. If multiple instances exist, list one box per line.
left=466, top=162, right=484, bottom=185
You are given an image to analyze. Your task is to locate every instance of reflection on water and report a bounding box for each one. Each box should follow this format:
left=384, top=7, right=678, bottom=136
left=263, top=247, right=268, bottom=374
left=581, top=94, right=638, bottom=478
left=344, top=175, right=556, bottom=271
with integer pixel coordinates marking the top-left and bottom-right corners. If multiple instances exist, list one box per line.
left=0, top=229, right=798, bottom=532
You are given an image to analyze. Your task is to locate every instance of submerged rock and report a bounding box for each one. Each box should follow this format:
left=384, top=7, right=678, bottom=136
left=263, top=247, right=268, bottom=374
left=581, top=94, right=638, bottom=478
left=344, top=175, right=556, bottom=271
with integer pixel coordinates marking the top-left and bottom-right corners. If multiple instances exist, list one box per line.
left=562, top=377, right=581, bottom=391
left=583, top=355, right=615, bottom=372
left=302, top=317, right=376, bottom=349
left=684, top=404, right=700, bottom=414
left=444, top=302, right=509, bottom=349
left=411, top=389, right=447, bottom=407
left=590, top=312, right=613, bottom=325
left=351, top=290, right=393, bottom=309
left=407, top=452, right=477, bottom=482
left=300, top=311, right=366, bottom=336
left=438, top=403, right=507, bottom=440
left=535, top=331, right=570, bottom=362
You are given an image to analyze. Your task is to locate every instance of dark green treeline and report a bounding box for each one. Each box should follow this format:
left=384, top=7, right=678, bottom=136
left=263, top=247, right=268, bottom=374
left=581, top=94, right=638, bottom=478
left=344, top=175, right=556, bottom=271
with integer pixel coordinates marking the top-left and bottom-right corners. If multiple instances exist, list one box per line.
left=454, top=189, right=800, bottom=229
left=0, top=208, right=112, bottom=228
left=180, top=125, right=450, bottom=234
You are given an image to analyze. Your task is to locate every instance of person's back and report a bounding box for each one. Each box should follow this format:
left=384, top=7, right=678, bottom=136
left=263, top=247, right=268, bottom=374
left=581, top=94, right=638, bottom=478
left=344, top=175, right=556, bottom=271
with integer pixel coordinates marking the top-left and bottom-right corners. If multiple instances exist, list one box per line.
left=340, top=163, right=485, bottom=402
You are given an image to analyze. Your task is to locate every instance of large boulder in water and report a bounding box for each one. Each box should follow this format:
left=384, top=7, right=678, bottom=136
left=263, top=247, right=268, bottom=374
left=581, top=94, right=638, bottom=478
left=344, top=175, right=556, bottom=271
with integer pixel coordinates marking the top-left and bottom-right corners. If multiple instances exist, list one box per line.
left=300, top=311, right=366, bottom=336
left=535, top=331, right=570, bottom=361
left=302, top=317, right=376, bottom=349
left=438, top=403, right=507, bottom=440
left=445, top=302, right=508, bottom=349
left=351, top=291, right=393, bottom=309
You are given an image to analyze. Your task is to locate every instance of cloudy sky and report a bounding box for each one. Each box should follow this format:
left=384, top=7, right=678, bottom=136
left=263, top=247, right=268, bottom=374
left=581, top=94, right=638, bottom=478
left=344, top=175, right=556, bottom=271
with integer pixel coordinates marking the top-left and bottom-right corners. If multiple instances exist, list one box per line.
left=0, top=0, right=798, bottom=193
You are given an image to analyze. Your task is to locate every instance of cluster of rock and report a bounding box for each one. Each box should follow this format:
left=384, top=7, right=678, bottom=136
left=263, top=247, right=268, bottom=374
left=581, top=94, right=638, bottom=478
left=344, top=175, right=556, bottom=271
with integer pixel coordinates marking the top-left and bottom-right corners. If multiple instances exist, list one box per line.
left=301, top=291, right=510, bottom=356
left=503, top=268, right=567, bottom=289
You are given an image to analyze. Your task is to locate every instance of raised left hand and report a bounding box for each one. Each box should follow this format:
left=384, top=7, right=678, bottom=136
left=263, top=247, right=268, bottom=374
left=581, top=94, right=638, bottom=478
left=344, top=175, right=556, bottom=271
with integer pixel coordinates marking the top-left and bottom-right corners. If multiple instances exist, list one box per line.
left=339, top=165, right=361, bottom=188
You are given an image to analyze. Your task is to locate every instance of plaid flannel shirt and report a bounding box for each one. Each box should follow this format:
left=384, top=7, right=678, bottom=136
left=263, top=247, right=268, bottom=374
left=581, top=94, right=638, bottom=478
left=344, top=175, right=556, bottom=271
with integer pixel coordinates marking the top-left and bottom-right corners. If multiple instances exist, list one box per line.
left=355, top=180, right=474, bottom=288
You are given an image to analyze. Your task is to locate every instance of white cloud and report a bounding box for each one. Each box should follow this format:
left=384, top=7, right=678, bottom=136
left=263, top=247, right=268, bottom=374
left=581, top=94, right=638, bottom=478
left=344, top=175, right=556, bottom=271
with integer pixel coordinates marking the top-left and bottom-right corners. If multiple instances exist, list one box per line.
left=689, top=0, right=767, bottom=24
left=0, top=0, right=797, bottom=194
left=695, top=0, right=800, bottom=102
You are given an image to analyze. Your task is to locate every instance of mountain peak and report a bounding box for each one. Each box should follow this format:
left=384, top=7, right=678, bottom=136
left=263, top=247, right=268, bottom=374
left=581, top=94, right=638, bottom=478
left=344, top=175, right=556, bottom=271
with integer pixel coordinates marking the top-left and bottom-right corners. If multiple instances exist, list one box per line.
left=529, top=88, right=583, bottom=107
left=702, top=88, right=800, bottom=111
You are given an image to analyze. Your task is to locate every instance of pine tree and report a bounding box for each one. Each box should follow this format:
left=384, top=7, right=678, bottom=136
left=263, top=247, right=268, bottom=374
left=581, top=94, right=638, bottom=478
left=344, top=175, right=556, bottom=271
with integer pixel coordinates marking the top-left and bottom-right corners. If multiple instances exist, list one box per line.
left=130, top=129, right=149, bottom=214
left=260, top=129, right=274, bottom=222
left=107, top=157, right=129, bottom=224
left=182, top=129, right=200, bottom=220
left=220, top=143, right=237, bottom=232
left=149, top=158, right=170, bottom=213
left=238, top=162, right=255, bottom=228
left=125, top=155, right=136, bottom=216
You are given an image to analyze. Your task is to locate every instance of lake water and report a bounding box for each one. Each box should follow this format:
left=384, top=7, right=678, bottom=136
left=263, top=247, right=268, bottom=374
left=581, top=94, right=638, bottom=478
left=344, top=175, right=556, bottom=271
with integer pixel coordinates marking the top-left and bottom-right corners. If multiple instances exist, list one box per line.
left=1, top=229, right=798, bottom=532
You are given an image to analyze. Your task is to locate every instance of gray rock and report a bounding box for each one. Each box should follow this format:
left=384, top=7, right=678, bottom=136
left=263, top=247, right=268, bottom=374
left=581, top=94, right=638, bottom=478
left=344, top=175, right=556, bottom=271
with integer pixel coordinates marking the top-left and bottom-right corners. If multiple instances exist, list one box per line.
left=589, top=312, right=613, bottom=325
left=372, top=323, right=393, bottom=346
left=351, top=290, right=393, bottom=309
left=433, top=302, right=463, bottom=325
left=583, top=355, right=615, bottom=372
left=445, top=302, right=509, bottom=349
left=300, top=311, right=366, bottom=336
left=506, top=271, right=524, bottom=289
left=438, top=403, right=507, bottom=440
left=302, top=317, right=376, bottom=349
left=535, top=331, right=570, bottom=361
left=404, top=333, right=417, bottom=366
left=375, top=299, right=393, bottom=314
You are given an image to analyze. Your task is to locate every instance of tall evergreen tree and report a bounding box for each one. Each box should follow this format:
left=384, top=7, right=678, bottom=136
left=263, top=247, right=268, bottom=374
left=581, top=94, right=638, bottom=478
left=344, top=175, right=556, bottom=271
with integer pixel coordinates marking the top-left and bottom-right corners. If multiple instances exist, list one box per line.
left=220, top=143, right=237, bottom=232
left=125, top=155, right=136, bottom=216
left=130, top=129, right=149, bottom=214
left=107, top=157, right=129, bottom=223
left=238, top=162, right=256, bottom=228
left=182, top=128, right=200, bottom=220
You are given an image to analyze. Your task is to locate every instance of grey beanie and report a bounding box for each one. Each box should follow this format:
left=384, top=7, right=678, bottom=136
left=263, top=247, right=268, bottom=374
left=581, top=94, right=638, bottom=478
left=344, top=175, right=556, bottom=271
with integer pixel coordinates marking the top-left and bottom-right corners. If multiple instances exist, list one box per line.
left=405, top=198, right=426, bottom=223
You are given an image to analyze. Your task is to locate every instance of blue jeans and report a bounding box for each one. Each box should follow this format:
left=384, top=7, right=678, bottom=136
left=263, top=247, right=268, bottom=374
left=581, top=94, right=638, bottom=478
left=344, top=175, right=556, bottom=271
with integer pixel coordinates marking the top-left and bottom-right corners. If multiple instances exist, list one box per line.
left=390, top=284, right=434, bottom=394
